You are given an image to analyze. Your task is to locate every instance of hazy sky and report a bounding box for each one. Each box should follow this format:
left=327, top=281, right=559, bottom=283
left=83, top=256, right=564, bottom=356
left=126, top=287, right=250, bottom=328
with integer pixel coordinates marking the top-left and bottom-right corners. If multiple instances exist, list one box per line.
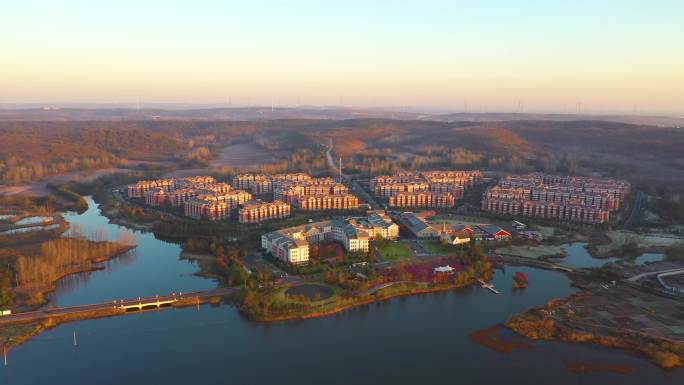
left=2, top=0, right=683, bottom=113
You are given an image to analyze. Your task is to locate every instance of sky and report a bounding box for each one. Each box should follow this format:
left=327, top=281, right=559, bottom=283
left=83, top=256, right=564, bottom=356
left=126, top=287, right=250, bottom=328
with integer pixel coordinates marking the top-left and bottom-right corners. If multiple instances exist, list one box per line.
left=1, top=0, right=683, bottom=114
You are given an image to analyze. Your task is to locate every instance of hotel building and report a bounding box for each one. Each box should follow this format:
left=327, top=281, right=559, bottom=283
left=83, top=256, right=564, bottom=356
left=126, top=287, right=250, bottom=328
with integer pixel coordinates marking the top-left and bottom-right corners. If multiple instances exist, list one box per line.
left=261, top=211, right=398, bottom=264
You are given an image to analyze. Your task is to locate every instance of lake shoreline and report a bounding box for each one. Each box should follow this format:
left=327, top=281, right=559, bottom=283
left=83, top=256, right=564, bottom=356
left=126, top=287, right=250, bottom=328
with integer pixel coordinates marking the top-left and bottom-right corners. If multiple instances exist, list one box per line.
left=506, top=287, right=684, bottom=369
left=239, top=280, right=484, bottom=323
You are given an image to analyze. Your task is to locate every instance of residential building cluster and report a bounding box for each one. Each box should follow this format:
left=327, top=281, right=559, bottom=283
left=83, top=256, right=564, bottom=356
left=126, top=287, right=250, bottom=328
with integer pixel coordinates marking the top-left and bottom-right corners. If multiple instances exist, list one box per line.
left=371, top=170, right=482, bottom=208
left=481, top=173, right=630, bottom=224
left=126, top=176, right=254, bottom=221
left=261, top=211, right=399, bottom=264
left=232, top=173, right=310, bottom=194
left=126, top=176, right=215, bottom=198
left=238, top=200, right=291, bottom=224
left=235, top=173, right=359, bottom=211
left=397, top=212, right=511, bottom=243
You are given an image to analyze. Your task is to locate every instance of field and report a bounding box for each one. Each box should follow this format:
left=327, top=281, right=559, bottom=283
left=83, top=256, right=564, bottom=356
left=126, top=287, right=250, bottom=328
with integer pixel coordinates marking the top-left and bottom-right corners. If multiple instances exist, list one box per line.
left=212, top=142, right=281, bottom=169
left=495, top=244, right=566, bottom=259
left=0, top=168, right=132, bottom=197
left=422, top=241, right=461, bottom=255
left=377, top=241, right=414, bottom=261
left=164, top=142, right=286, bottom=178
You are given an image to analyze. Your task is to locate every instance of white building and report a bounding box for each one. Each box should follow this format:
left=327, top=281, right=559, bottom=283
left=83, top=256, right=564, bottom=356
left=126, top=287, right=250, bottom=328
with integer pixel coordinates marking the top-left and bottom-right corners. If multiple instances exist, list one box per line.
left=261, top=211, right=398, bottom=264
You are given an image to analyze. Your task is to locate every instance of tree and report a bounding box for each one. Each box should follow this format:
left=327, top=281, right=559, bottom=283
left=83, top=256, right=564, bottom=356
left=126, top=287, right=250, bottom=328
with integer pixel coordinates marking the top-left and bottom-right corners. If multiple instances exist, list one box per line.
left=228, top=263, right=250, bottom=286
left=0, top=267, right=14, bottom=307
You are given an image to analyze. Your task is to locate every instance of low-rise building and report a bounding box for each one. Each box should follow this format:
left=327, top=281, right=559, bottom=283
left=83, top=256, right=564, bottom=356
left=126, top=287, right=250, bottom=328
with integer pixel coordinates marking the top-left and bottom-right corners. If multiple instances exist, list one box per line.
left=437, top=222, right=472, bottom=245
left=473, top=224, right=511, bottom=241
left=398, top=212, right=440, bottom=239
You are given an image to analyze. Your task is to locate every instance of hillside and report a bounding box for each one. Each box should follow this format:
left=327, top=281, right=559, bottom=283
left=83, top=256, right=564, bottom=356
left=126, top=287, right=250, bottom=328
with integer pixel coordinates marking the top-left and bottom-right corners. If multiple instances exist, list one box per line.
left=1, top=118, right=682, bottom=188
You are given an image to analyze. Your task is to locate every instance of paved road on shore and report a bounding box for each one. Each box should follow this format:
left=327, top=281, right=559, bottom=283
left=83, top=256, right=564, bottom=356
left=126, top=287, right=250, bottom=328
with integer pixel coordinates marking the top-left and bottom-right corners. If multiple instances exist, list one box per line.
left=623, top=190, right=644, bottom=231
left=0, top=287, right=236, bottom=326
left=325, top=145, right=382, bottom=210
left=627, top=267, right=684, bottom=283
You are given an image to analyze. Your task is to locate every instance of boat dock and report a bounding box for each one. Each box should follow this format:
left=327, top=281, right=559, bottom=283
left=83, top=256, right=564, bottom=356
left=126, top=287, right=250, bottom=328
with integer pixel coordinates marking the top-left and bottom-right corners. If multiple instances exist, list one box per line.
left=477, top=279, right=500, bottom=294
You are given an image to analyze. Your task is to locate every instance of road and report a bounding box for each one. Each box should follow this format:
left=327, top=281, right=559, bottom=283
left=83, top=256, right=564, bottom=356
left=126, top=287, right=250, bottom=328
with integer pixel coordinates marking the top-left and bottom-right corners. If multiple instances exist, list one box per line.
left=0, top=287, right=236, bottom=326
left=623, top=190, right=644, bottom=230
left=325, top=144, right=382, bottom=210
left=626, top=267, right=684, bottom=283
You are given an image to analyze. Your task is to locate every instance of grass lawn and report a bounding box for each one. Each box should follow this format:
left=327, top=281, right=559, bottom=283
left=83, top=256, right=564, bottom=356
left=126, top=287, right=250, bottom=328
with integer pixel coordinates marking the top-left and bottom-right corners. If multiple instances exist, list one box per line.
left=422, top=240, right=460, bottom=255
left=377, top=241, right=414, bottom=261
left=495, top=244, right=566, bottom=259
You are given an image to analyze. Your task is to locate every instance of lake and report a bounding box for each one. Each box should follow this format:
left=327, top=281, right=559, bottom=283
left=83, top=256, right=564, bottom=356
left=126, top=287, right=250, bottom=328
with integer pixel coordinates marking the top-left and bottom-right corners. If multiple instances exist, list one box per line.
left=1, top=197, right=681, bottom=384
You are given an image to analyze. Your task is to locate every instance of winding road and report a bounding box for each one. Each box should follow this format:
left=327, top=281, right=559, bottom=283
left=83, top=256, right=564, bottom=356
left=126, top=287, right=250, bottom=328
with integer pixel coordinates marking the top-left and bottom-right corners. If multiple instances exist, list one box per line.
left=325, top=144, right=382, bottom=210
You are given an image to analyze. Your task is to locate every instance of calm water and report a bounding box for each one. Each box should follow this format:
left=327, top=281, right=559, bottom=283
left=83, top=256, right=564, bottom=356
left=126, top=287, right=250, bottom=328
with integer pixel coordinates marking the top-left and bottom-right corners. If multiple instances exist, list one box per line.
left=1, top=198, right=681, bottom=384
left=554, top=243, right=664, bottom=269
left=52, top=197, right=214, bottom=306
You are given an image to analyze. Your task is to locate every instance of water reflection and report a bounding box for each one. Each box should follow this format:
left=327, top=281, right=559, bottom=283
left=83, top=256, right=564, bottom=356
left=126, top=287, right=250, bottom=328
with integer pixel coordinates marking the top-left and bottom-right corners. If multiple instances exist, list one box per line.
left=552, top=243, right=665, bottom=269
left=2, top=198, right=681, bottom=384
left=51, top=196, right=215, bottom=307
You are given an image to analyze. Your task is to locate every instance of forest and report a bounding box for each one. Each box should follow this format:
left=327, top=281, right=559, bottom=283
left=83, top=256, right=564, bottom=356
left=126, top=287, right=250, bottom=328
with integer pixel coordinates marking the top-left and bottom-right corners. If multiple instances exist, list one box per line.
left=2, top=118, right=683, bottom=190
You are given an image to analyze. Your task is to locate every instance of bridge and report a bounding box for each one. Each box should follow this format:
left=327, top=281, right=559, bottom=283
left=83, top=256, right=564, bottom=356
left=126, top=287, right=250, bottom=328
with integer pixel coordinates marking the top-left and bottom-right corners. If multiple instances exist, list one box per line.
left=0, top=287, right=236, bottom=327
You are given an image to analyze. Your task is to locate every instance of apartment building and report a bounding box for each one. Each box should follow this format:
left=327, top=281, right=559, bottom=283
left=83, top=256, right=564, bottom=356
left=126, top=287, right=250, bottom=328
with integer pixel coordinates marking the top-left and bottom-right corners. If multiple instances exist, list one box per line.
left=481, top=173, right=629, bottom=224
left=298, top=193, right=359, bottom=210
left=233, top=173, right=311, bottom=194
left=182, top=188, right=252, bottom=220
left=184, top=197, right=231, bottom=220
left=238, top=200, right=291, bottom=223
left=126, top=178, right=176, bottom=198
left=127, top=176, right=218, bottom=198
left=144, top=182, right=232, bottom=208
left=274, top=177, right=346, bottom=201
left=389, top=192, right=456, bottom=209
left=371, top=170, right=481, bottom=208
